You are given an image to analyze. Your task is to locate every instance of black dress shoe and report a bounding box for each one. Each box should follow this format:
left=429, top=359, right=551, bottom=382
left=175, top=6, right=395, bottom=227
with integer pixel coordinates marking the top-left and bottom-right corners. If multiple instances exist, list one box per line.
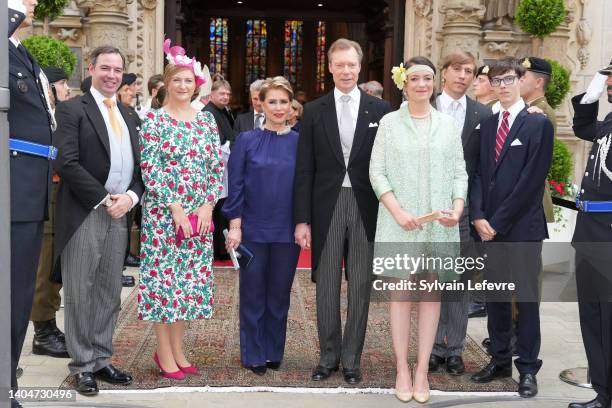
left=569, top=397, right=609, bottom=408
left=74, top=372, right=98, bottom=396
left=32, top=319, right=69, bottom=358
left=311, top=365, right=338, bottom=381
left=124, top=254, right=140, bottom=267
left=470, top=361, right=512, bottom=383
left=266, top=361, right=281, bottom=370
left=468, top=301, right=487, bottom=318
left=446, top=355, right=465, bottom=375
left=518, top=373, right=538, bottom=398
left=248, top=365, right=267, bottom=375
left=342, top=368, right=362, bottom=385
left=122, top=275, right=136, bottom=287
left=428, top=354, right=445, bottom=372
left=94, top=364, right=133, bottom=385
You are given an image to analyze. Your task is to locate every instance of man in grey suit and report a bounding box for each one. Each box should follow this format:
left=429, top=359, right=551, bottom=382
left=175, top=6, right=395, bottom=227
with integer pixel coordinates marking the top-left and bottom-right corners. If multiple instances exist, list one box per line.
left=53, top=46, right=144, bottom=396
left=234, top=79, right=265, bottom=134
left=430, top=50, right=492, bottom=376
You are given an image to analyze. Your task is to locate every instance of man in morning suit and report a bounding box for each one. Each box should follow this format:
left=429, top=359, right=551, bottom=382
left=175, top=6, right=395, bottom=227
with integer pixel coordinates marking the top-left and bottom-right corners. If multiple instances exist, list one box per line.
left=430, top=50, right=492, bottom=376
left=234, top=79, right=265, bottom=134
left=294, top=38, right=391, bottom=385
left=53, top=46, right=144, bottom=396
left=469, top=57, right=554, bottom=398
left=7, top=1, right=56, bottom=405
left=568, top=59, right=612, bottom=408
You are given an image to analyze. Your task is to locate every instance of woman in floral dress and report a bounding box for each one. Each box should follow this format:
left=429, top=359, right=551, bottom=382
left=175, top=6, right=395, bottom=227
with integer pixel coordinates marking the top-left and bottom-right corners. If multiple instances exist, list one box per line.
left=138, top=44, right=223, bottom=379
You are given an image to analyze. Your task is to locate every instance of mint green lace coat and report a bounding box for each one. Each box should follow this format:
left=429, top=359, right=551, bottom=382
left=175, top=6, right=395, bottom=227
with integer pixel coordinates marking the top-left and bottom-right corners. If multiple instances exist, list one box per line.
left=369, top=107, right=468, bottom=281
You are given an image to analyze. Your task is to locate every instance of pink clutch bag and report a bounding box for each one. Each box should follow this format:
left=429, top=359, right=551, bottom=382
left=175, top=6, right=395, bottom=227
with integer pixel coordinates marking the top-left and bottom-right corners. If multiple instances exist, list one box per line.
left=176, top=214, right=214, bottom=245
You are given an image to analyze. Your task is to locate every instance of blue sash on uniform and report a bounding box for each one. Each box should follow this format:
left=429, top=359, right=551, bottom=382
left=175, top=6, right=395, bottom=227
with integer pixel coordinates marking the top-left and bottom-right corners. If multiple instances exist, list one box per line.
left=8, top=138, right=57, bottom=160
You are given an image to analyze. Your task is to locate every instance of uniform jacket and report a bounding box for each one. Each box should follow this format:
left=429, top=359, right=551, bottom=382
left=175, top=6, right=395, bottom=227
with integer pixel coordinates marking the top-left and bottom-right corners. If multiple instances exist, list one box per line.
left=8, top=7, right=54, bottom=222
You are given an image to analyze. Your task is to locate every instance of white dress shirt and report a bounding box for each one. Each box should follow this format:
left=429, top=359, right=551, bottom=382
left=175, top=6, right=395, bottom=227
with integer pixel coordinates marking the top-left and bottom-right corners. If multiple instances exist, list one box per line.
left=436, top=91, right=466, bottom=131
left=497, top=98, right=526, bottom=132
left=90, top=86, right=139, bottom=209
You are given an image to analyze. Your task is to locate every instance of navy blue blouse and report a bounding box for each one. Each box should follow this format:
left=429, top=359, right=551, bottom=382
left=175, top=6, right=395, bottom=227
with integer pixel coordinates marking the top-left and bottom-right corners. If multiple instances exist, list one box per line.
left=222, top=128, right=299, bottom=243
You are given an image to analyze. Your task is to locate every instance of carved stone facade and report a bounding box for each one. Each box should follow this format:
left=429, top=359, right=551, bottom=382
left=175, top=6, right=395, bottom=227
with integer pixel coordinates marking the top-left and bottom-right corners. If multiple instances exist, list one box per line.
left=28, top=0, right=164, bottom=97
left=404, top=0, right=612, bottom=184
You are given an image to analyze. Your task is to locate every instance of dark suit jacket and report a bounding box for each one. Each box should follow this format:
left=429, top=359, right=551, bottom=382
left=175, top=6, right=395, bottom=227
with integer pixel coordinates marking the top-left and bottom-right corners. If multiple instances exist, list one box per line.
left=571, top=93, right=612, bottom=260
left=293, top=90, right=391, bottom=281
left=8, top=10, right=54, bottom=222
left=470, top=106, right=554, bottom=241
left=51, top=91, right=145, bottom=281
left=233, top=110, right=256, bottom=134
left=203, top=102, right=235, bottom=144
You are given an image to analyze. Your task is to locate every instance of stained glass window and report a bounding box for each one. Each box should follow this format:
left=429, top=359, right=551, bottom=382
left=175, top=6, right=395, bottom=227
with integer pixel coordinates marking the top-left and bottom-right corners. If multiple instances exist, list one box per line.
left=209, top=18, right=229, bottom=76
left=283, top=20, right=303, bottom=90
left=315, top=21, right=327, bottom=93
left=245, top=19, right=267, bottom=87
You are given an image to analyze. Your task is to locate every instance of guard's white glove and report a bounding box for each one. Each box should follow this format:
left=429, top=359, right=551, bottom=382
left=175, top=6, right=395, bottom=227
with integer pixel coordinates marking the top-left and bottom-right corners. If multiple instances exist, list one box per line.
left=580, top=73, right=608, bottom=104
left=8, top=0, right=27, bottom=13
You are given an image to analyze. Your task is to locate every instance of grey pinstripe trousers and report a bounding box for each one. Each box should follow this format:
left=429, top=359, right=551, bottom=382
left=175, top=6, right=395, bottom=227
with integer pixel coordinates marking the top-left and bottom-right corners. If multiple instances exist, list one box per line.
left=61, top=207, right=127, bottom=375
left=433, top=213, right=471, bottom=358
left=316, top=188, right=373, bottom=370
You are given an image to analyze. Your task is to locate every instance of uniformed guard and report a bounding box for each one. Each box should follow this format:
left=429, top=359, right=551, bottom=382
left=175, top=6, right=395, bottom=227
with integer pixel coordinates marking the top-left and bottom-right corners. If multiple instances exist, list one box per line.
left=7, top=0, right=57, bottom=406
left=569, top=59, right=612, bottom=408
left=29, top=67, right=71, bottom=359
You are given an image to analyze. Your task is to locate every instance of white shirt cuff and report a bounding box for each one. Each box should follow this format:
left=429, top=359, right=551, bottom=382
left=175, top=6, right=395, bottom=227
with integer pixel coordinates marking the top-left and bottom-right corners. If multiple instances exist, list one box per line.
left=9, top=0, right=27, bottom=13
left=126, top=190, right=139, bottom=210
left=94, top=193, right=111, bottom=210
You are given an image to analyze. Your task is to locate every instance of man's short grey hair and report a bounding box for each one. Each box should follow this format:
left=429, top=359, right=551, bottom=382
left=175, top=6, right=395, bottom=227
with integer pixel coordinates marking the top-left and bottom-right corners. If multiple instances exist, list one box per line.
left=328, top=38, right=363, bottom=64
left=249, top=79, right=265, bottom=94
left=364, top=80, right=384, bottom=98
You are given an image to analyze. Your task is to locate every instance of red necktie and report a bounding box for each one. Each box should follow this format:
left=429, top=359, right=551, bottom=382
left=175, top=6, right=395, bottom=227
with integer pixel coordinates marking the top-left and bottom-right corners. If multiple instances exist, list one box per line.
left=495, top=110, right=511, bottom=161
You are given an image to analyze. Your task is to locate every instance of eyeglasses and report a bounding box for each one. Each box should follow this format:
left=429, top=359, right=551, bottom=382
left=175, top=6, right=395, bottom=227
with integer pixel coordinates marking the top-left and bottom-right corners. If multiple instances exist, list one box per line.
left=490, top=75, right=518, bottom=87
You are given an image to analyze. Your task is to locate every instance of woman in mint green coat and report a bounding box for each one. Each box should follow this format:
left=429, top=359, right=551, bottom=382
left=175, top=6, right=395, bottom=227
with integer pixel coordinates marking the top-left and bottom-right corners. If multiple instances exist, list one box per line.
left=369, top=57, right=467, bottom=403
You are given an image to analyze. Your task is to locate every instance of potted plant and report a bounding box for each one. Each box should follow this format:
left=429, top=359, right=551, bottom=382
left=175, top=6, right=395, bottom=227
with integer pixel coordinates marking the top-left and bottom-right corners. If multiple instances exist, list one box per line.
left=515, top=0, right=566, bottom=56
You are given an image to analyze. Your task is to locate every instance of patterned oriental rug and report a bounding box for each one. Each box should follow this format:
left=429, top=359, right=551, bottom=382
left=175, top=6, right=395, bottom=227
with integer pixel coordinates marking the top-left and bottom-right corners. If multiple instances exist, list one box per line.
left=60, top=268, right=517, bottom=392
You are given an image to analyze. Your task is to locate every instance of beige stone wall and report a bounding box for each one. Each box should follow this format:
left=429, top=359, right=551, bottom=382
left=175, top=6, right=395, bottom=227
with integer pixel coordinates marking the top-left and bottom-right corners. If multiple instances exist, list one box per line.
left=403, top=0, right=611, bottom=186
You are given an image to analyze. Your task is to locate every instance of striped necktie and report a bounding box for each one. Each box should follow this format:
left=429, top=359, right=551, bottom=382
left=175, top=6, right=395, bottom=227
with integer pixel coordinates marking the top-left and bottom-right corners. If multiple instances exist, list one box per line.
left=495, top=110, right=511, bottom=161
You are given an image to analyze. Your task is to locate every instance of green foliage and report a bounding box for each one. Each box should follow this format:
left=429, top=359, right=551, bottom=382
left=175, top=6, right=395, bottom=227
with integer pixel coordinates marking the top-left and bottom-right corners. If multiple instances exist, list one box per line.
left=515, top=0, right=566, bottom=38
left=33, top=0, right=69, bottom=21
left=548, top=138, right=573, bottom=185
left=22, top=35, right=76, bottom=77
left=545, top=59, right=571, bottom=109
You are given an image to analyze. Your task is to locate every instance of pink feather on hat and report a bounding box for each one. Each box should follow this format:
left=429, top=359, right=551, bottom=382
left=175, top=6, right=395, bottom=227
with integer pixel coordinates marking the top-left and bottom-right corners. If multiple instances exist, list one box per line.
left=163, top=38, right=208, bottom=88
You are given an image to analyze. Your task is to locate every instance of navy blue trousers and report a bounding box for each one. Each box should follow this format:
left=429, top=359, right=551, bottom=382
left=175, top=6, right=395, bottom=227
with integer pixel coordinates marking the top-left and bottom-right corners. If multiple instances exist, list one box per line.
left=11, top=221, right=44, bottom=388
left=239, top=242, right=300, bottom=367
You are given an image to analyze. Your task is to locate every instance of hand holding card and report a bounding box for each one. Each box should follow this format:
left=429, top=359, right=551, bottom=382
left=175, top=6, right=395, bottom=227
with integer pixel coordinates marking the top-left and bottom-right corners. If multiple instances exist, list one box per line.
left=416, top=211, right=443, bottom=224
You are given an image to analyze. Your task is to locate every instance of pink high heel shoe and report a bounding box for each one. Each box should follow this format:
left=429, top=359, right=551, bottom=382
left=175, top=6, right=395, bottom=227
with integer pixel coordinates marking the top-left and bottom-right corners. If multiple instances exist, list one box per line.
left=177, top=364, right=199, bottom=375
left=153, top=352, right=185, bottom=380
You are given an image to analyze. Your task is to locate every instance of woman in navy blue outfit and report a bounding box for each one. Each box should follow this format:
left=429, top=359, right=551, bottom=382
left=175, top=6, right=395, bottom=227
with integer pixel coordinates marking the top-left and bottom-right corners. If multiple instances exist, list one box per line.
left=223, top=77, right=300, bottom=375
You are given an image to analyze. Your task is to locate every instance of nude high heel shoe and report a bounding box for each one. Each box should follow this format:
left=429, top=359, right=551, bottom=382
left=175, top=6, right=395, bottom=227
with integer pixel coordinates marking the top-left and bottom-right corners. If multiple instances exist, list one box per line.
left=394, top=388, right=413, bottom=402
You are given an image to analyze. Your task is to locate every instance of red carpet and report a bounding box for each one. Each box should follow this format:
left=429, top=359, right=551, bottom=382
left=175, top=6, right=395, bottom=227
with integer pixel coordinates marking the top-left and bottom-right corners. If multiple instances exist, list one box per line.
left=214, top=249, right=312, bottom=269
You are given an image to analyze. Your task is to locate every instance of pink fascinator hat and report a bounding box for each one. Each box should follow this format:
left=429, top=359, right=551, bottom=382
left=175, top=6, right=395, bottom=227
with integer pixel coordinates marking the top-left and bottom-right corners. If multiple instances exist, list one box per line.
left=163, top=38, right=210, bottom=88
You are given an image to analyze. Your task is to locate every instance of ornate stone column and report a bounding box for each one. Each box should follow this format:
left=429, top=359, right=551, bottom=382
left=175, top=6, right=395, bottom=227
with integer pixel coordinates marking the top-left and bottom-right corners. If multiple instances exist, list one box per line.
left=135, top=0, right=165, bottom=88
left=78, top=0, right=133, bottom=67
left=438, top=0, right=486, bottom=65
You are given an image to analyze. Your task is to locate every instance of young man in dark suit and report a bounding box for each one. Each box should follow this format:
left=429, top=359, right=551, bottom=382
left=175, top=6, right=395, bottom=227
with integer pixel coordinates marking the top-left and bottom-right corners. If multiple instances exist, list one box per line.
left=469, top=57, right=554, bottom=398
left=294, top=38, right=391, bottom=385
left=430, top=50, right=492, bottom=376
left=53, top=46, right=144, bottom=396
left=233, top=79, right=265, bottom=134
left=569, top=60, right=612, bottom=408
left=7, top=1, right=56, bottom=405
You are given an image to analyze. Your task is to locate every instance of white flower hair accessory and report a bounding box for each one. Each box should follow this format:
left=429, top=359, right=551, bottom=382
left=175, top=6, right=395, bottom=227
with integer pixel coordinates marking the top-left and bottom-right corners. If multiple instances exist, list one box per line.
left=163, top=38, right=208, bottom=88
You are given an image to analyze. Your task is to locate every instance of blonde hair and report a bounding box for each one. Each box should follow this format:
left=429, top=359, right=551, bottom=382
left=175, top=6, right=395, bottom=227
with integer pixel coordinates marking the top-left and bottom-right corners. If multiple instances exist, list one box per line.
left=291, top=99, right=303, bottom=118
left=259, top=76, right=294, bottom=101
left=162, top=64, right=199, bottom=104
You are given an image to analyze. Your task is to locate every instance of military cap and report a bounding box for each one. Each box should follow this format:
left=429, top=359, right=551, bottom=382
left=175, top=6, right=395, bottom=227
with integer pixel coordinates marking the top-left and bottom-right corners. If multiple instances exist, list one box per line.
left=598, top=58, right=612, bottom=75
left=521, top=57, right=552, bottom=76
left=42, top=66, right=68, bottom=83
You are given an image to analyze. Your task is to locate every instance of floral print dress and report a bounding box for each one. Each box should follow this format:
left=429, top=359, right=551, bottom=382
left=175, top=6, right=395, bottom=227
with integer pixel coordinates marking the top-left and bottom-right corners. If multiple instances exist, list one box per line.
left=138, top=109, right=223, bottom=323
